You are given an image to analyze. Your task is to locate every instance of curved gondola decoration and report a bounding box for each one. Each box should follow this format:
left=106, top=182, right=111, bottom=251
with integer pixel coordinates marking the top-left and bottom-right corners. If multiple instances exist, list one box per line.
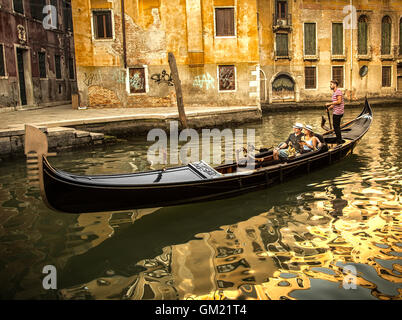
left=25, top=99, right=373, bottom=214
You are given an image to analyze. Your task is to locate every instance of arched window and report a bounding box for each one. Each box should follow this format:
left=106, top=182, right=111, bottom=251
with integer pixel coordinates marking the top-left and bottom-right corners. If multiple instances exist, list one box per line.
left=358, top=15, right=368, bottom=55
left=381, top=16, right=392, bottom=55
left=272, top=74, right=295, bottom=101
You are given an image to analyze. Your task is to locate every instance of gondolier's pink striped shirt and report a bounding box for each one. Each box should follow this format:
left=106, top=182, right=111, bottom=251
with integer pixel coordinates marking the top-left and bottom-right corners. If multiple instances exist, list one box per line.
left=332, top=89, right=344, bottom=115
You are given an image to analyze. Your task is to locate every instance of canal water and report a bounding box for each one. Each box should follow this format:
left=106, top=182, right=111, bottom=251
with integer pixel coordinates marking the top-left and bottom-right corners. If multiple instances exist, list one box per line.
left=0, top=106, right=401, bottom=300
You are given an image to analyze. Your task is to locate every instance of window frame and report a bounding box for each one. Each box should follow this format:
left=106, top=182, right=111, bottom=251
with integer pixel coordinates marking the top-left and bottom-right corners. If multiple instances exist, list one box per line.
left=12, top=0, right=25, bottom=15
left=331, top=22, right=345, bottom=56
left=38, top=51, right=47, bottom=79
left=331, top=65, right=345, bottom=89
left=217, top=65, right=237, bottom=93
left=0, top=43, right=7, bottom=78
left=304, top=66, right=317, bottom=90
left=382, top=66, right=392, bottom=87
left=54, top=54, right=62, bottom=80
left=303, top=22, right=317, bottom=57
left=214, top=6, right=237, bottom=39
left=91, top=9, right=115, bottom=41
left=126, top=65, right=149, bottom=95
left=381, top=16, right=392, bottom=56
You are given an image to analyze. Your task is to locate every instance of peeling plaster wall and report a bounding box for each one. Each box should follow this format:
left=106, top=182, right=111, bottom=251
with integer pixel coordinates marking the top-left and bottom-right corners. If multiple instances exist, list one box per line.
left=73, top=0, right=260, bottom=108
left=258, top=0, right=402, bottom=104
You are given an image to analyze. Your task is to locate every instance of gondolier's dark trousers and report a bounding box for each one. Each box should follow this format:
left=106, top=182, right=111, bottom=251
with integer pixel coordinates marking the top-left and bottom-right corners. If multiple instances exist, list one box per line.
left=333, top=113, right=343, bottom=144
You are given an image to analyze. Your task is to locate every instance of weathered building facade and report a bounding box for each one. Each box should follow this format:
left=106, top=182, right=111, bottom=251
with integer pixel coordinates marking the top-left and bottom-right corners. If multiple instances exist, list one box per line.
left=258, top=0, right=402, bottom=103
left=0, top=0, right=77, bottom=110
left=72, top=0, right=402, bottom=109
left=72, top=0, right=260, bottom=108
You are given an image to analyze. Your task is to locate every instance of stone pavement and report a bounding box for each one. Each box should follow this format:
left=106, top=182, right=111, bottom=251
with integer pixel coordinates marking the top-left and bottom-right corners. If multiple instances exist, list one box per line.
left=0, top=104, right=261, bottom=130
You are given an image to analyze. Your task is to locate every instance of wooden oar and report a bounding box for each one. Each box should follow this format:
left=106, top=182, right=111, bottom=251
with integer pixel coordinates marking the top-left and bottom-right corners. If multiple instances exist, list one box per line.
left=326, top=107, right=333, bottom=130
left=321, top=115, right=330, bottom=131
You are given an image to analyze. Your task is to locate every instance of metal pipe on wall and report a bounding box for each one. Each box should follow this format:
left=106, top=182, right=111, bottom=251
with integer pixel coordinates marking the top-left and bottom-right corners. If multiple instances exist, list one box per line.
left=121, top=0, right=127, bottom=69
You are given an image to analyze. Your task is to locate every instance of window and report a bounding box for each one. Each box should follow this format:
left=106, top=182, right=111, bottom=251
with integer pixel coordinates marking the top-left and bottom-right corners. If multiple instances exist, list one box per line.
left=276, top=0, right=287, bottom=19
left=55, top=55, right=61, bottom=79
left=358, top=16, right=368, bottom=55
left=305, top=67, right=316, bottom=89
left=381, top=16, right=392, bottom=55
left=304, top=23, right=316, bottom=56
left=0, top=44, right=5, bottom=77
left=218, top=65, right=236, bottom=91
left=93, top=11, right=113, bottom=39
left=128, top=67, right=146, bottom=94
left=399, top=18, right=402, bottom=55
left=13, top=0, right=24, bottom=14
left=332, top=66, right=344, bottom=88
left=332, top=23, right=343, bottom=55
left=64, top=1, right=73, bottom=31
left=68, top=58, right=74, bottom=79
left=38, top=52, right=46, bottom=78
left=276, top=33, right=289, bottom=56
left=215, top=8, right=235, bottom=37
left=382, top=66, right=391, bottom=87
left=31, top=0, right=46, bottom=20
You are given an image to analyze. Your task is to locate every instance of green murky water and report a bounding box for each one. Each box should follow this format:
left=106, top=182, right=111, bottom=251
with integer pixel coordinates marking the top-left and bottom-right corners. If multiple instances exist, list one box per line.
left=0, top=106, right=401, bottom=300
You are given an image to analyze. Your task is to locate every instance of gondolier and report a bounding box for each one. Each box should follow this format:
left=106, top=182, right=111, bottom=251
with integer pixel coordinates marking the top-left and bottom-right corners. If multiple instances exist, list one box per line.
left=325, top=80, right=345, bottom=145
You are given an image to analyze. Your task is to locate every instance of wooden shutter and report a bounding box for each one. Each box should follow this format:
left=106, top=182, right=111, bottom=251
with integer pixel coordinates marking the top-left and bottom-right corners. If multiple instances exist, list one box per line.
left=332, top=23, right=343, bottom=55
left=276, top=1, right=287, bottom=19
left=305, top=67, right=316, bottom=89
left=215, top=8, right=235, bottom=36
left=332, top=66, right=344, bottom=88
left=129, top=68, right=146, bottom=94
left=219, top=65, right=235, bottom=91
left=381, top=17, right=391, bottom=55
left=382, top=66, right=391, bottom=87
left=399, top=19, right=402, bottom=55
left=94, top=11, right=112, bottom=39
left=276, top=33, right=288, bottom=56
left=0, top=45, right=5, bottom=77
left=358, top=17, right=368, bottom=55
left=304, top=23, right=316, bottom=55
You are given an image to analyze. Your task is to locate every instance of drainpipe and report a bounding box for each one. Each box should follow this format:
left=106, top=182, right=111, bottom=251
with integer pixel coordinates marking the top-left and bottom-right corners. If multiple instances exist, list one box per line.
left=121, top=0, right=127, bottom=69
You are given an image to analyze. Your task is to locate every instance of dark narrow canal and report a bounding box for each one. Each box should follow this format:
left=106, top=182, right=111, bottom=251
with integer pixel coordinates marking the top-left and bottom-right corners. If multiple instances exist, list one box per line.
left=0, top=106, right=401, bottom=300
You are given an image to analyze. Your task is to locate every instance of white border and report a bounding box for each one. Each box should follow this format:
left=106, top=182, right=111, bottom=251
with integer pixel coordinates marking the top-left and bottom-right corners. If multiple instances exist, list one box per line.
left=91, top=9, right=115, bottom=41
left=214, top=6, right=237, bottom=39
left=331, top=65, right=345, bottom=89
left=304, top=66, right=317, bottom=90
left=217, top=65, right=237, bottom=93
left=126, top=65, right=149, bottom=95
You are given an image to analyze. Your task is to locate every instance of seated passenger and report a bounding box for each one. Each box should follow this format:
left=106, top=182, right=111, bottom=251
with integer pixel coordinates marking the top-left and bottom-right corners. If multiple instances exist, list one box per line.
left=300, top=125, right=321, bottom=153
left=273, top=122, right=305, bottom=161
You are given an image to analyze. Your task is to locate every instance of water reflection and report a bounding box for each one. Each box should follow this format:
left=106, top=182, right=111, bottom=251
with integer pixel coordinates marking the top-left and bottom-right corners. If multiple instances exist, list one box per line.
left=0, top=107, right=401, bottom=300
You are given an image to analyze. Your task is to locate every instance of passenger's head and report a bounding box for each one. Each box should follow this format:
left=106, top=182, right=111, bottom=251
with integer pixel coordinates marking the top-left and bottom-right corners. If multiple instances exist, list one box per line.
left=303, top=124, right=314, bottom=136
left=293, top=122, right=304, bottom=135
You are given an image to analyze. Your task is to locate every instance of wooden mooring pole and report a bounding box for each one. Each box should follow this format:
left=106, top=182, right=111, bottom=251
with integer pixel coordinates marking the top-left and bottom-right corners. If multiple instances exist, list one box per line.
left=168, top=52, right=188, bottom=129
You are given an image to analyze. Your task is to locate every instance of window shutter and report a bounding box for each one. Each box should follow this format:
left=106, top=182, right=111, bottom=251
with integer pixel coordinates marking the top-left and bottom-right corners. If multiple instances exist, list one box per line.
left=276, top=33, right=288, bottom=56
left=332, top=23, right=343, bottom=55
left=38, top=52, right=46, bottom=78
left=358, top=19, right=368, bottom=55
left=381, top=17, right=391, bottom=55
left=382, top=67, right=391, bottom=87
left=215, top=8, right=235, bottom=37
left=305, top=67, right=316, bottom=89
left=304, top=23, right=316, bottom=55
left=332, top=66, right=344, bottom=88
left=399, top=19, right=402, bottom=55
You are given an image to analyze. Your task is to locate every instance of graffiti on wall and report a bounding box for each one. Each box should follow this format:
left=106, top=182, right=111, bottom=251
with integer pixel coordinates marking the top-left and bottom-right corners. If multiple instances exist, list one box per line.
left=151, top=70, right=174, bottom=86
left=82, top=69, right=127, bottom=87
left=193, top=72, right=215, bottom=90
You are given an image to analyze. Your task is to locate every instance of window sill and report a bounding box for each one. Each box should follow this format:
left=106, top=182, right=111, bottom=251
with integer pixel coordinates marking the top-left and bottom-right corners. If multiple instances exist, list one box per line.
left=218, top=90, right=237, bottom=93
left=380, top=55, right=394, bottom=61
left=214, top=36, right=237, bottom=39
left=331, top=55, right=346, bottom=61
left=357, top=55, right=372, bottom=61
left=275, top=56, right=291, bottom=61
left=304, top=55, right=319, bottom=61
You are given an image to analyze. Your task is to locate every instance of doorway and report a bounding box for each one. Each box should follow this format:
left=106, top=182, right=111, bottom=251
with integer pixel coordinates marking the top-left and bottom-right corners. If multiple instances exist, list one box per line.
left=16, top=48, right=27, bottom=105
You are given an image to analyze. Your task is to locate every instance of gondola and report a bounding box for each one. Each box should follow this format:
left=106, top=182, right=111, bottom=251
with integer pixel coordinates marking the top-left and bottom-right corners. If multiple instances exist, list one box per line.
left=25, top=99, right=372, bottom=214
